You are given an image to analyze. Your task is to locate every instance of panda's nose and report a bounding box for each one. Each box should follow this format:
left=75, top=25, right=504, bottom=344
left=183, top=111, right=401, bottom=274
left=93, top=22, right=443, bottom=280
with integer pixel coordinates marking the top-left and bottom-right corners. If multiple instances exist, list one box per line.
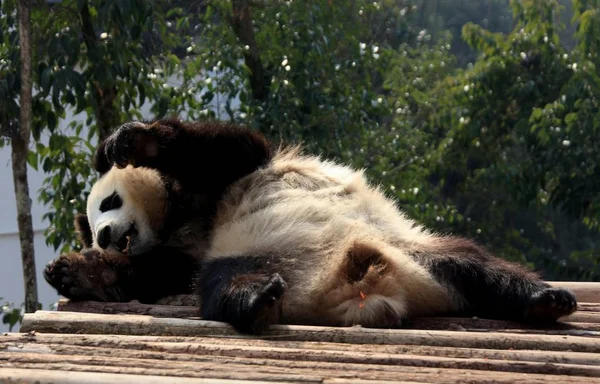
left=97, top=226, right=112, bottom=249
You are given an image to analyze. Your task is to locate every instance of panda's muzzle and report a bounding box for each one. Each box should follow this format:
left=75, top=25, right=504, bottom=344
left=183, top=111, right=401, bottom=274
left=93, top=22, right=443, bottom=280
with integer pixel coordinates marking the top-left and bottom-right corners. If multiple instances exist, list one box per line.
left=97, top=223, right=138, bottom=254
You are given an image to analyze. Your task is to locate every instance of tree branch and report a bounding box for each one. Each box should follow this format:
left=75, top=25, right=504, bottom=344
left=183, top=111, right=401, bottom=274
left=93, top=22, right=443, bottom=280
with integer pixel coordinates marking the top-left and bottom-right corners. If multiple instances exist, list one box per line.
left=229, top=0, right=269, bottom=102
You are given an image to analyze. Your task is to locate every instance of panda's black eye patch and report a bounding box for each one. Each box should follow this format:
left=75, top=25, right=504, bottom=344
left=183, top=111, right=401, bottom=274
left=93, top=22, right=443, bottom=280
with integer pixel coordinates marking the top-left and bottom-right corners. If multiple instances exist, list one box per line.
left=99, top=190, right=123, bottom=212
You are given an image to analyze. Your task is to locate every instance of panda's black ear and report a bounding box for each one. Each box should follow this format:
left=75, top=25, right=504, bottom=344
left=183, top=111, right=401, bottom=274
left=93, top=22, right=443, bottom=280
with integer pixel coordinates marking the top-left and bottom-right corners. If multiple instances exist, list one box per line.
left=93, top=138, right=112, bottom=175
left=74, top=213, right=93, bottom=249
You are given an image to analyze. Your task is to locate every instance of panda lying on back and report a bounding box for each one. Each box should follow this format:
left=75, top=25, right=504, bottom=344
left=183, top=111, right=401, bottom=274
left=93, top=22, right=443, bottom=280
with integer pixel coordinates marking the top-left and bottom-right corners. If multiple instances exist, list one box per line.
left=44, top=118, right=577, bottom=334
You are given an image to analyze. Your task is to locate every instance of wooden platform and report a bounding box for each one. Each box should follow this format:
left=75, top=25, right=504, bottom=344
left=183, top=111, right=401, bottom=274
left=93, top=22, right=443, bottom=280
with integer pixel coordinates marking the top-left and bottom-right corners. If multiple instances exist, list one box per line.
left=1, top=281, right=600, bottom=383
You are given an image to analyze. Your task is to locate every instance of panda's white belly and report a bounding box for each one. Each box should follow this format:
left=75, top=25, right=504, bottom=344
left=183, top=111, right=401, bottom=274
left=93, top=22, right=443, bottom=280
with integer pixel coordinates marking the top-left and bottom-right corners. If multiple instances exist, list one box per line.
left=205, top=154, right=454, bottom=325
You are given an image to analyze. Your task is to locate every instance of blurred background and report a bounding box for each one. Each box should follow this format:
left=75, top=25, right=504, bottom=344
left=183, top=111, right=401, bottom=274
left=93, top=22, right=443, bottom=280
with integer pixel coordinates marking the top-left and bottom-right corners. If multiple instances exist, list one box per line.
left=1, top=0, right=599, bottom=331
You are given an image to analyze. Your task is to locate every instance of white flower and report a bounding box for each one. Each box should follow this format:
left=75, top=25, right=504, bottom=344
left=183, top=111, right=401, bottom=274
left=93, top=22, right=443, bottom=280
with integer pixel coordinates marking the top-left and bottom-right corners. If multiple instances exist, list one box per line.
left=100, top=32, right=108, bottom=39
left=562, top=140, right=570, bottom=146
left=285, top=65, right=291, bottom=71
left=281, top=59, right=288, bottom=67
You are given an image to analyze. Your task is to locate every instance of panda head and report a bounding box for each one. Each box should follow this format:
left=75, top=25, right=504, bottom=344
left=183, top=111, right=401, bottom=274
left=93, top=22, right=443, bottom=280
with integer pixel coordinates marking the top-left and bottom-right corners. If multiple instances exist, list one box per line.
left=85, top=165, right=169, bottom=257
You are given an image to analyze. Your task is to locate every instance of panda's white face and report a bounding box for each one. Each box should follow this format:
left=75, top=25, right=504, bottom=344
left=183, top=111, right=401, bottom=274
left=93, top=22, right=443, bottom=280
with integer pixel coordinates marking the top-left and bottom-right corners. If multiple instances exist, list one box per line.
left=87, top=165, right=169, bottom=257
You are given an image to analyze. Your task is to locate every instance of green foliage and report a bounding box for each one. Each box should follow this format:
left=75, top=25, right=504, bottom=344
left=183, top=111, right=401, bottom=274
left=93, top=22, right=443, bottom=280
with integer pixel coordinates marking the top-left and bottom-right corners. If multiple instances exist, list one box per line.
left=1, top=298, right=23, bottom=332
left=1, top=298, right=56, bottom=331
left=1, top=0, right=599, bottom=283
left=383, top=0, right=600, bottom=279
left=189, top=0, right=408, bottom=160
left=29, top=0, right=203, bottom=252
left=0, top=0, right=21, bottom=138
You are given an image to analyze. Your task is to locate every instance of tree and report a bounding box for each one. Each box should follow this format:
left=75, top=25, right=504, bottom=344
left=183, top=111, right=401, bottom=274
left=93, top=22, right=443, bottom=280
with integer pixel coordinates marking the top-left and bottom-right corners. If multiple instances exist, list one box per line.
left=31, top=0, right=199, bottom=252
left=187, top=1, right=420, bottom=161
left=383, top=0, right=600, bottom=280
left=14, top=0, right=37, bottom=314
left=0, top=0, right=39, bottom=313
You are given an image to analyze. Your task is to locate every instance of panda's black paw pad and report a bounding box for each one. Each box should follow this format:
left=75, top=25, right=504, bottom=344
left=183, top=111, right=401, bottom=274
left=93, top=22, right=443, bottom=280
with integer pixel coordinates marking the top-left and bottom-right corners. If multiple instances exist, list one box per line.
left=525, top=287, right=577, bottom=322
left=43, top=256, right=85, bottom=299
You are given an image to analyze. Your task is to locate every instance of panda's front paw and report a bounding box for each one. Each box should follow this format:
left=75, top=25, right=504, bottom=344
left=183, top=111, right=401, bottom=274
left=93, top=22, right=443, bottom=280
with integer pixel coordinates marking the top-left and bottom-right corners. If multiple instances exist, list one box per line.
left=236, top=273, right=287, bottom=334
left=104, top=122, right=158, bottom=169
left=44, top=250, right=125, bottom=302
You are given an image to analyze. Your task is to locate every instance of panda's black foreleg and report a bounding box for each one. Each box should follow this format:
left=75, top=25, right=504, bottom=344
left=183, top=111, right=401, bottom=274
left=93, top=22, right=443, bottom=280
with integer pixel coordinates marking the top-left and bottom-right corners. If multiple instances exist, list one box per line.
left=197, top=255, right=286, bottom=334
left=44, top=248, right=197, bottom=304
left=95, top=119, right=272, bottom=196
left=44, top=249, right=136, bottom=302
left=419, top=238, right=577, bottom=323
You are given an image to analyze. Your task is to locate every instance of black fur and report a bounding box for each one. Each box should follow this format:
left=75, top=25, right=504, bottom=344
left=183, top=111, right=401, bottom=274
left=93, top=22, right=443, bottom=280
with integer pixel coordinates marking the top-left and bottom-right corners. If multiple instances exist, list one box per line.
left=47, top=118, right=273, bottom=306
left=94, top=118, right=273, bottom=196
left=74, top=213, right=93, bottom=249
left=44, top=118, right=577, bottom=335
left=44, top=246, right=198, bottom=304
left=198, top=255, right=286, bottom=334
left=413, top=238, right=577, bottom=322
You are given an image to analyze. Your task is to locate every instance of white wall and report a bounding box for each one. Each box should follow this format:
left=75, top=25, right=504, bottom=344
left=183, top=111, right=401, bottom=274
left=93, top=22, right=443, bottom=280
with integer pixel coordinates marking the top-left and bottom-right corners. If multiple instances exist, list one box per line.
left=0, top=111, right=86, bottom=332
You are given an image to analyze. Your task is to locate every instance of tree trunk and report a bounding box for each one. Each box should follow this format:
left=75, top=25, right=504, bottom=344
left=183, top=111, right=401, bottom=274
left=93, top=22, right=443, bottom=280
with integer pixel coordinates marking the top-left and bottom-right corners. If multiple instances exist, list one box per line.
left=13, top=0, right=38, bottom=314
left=79, top=0, right=118, bottom=142
left=229, top=0, right=269, bottom=102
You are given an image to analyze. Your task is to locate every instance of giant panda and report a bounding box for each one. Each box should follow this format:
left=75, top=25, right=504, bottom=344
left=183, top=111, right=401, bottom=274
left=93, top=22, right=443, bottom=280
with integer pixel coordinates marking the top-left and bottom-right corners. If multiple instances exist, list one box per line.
left=44, top=118, right=577, bottom=334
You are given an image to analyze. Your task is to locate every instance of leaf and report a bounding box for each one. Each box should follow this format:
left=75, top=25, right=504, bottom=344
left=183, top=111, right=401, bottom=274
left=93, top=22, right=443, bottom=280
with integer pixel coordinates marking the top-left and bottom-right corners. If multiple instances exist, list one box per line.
left=40, top=68, right=52, bottom=94
left=27, top=151, right=38, bottom=170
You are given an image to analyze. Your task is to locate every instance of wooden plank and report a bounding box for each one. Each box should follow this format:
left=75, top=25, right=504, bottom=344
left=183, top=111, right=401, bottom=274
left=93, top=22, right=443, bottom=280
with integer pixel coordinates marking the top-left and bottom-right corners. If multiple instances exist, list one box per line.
left=0, top=368, right=262, bottom=384
left=3, top=332, right=600, bottom=366
left=55, top=299, right=600, bottom=326
left=578, top=303, right=600, bottom=312
left=18, top=311, right=600, bottom=352
left=549, top=282, right=600, bottom=303
left=9, top=343, right=600, bottom=377
left=57, top=299, right=200, bottom=318
left=3, top=335, right=600, bottom=376
left=3, top=352, right=600, bottom=383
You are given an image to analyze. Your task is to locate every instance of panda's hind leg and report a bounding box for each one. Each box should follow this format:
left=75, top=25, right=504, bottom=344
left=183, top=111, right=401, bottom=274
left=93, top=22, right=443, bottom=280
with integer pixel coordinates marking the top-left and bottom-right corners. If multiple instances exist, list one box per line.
left=419, top=237, right=577, bottom=323
left=197, top=255, right=286, bottom=334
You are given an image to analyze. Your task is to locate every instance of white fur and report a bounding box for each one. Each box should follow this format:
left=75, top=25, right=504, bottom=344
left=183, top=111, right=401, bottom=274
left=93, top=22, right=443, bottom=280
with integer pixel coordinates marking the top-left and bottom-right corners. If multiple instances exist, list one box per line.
left=87, top=165, right=167, bottom=256
left=209, top=148, right=453, bottom=326
left=87, top=148, right=455, bottom=327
